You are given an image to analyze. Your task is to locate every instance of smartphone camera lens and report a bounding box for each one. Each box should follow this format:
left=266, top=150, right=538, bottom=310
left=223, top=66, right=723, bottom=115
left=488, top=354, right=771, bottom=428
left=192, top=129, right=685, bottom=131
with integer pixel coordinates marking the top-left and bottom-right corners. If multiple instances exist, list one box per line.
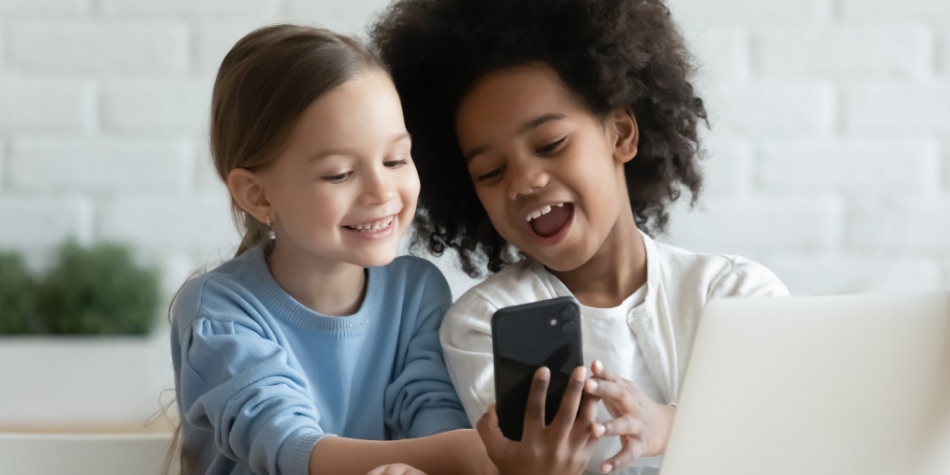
left=560, top=320, right=578, bottom=334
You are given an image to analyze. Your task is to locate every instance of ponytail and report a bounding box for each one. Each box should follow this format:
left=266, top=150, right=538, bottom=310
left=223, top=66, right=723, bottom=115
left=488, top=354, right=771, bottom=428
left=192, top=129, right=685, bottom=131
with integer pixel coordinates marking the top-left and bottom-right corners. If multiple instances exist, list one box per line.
left=234, top=210, right=271, bottom=257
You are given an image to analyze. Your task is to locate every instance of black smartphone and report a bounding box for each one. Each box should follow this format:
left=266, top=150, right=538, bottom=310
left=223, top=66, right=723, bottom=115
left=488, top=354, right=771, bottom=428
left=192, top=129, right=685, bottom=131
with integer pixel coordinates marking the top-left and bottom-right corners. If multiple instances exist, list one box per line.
left=491, top=296, right=584, bottom=441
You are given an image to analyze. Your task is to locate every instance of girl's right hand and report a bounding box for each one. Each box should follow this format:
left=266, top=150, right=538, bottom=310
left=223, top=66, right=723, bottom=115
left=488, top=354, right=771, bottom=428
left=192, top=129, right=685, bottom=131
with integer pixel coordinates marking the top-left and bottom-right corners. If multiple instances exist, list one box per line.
left=475, top=366, right=599, bottom=475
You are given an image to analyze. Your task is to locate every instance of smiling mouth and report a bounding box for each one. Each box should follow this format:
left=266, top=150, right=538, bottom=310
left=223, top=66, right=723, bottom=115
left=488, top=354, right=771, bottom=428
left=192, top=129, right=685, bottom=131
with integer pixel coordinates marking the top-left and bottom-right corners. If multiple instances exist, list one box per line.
left=344, top=216, right=395, bottom=233
left=527, top=203, right=573, bottom=238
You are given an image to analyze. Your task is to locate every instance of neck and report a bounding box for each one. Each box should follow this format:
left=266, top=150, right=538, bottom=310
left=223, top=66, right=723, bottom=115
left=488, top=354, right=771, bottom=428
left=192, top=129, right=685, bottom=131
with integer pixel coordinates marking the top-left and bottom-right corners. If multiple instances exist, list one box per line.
left=267, top=239, right=366, bottom=316
left=549, top=207, right=647, bottom=309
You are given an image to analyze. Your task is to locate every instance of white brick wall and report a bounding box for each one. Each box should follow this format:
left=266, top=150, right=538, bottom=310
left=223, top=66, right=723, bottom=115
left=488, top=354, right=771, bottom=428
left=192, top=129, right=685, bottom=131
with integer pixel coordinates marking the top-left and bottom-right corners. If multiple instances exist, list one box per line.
left=0, top=78, right=95, bottom=132
left=0, top=0, right=947, bottom=301
left=840, top=0, right=950, bottom=22
left=101, top=80, right=212, bottom=133
left=10, top=21, right=189, bottom=74
left=9, top=138, right=193, bottom=190
left=756, top=27, right=933, bottom=79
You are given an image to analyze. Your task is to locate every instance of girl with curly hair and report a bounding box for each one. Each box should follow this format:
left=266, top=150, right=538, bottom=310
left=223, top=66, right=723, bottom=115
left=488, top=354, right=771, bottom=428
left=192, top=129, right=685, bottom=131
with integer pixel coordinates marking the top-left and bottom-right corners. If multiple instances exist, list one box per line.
left=372, top=1, right=789, bottom=473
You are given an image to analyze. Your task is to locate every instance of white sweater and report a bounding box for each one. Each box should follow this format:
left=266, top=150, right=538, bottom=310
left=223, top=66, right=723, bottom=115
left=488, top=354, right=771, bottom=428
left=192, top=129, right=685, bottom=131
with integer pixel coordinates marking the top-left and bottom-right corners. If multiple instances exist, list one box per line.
left=440, top=231, right=789, bottom=474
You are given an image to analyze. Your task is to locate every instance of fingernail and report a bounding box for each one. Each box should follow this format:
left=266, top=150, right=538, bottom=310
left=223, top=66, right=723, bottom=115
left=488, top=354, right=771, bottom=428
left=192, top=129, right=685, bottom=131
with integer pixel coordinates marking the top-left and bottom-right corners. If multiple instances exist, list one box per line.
left=587, top=380, right=598, bottom=391
left=537, top=366, right=550, bottom=380
left=593, top=360, right=603, bottom=372
left=577, top=366, right=587, bottom=379
left=602, top=463, right=613, bottom=473
left=593, top=423, right=605, bottom=436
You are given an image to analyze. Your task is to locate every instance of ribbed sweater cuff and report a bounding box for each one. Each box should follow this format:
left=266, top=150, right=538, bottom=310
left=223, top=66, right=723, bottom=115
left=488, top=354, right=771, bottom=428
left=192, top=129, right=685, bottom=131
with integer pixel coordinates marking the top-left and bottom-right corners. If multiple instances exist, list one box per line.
left=279, top=429, right=327, bottom=475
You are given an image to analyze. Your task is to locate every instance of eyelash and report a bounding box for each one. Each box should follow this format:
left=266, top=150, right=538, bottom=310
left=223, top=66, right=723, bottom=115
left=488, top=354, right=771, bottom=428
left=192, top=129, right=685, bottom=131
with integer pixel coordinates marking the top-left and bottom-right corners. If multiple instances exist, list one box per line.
left=322, top=172, right=352, bottom=183
left=477, top=167, right=504, bottom=181
left=538, top=137, right=566, bottom=154
left=322, top=159, right=409, bottom=183
left=475, top=138, right=565, bottom=182
left=384, top=159, right=409, bottom=168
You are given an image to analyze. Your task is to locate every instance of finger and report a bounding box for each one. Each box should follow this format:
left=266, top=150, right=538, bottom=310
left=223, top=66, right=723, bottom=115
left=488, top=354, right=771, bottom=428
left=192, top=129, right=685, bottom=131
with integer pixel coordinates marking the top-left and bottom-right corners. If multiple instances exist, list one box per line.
left=523, top=366, right=551, bottom=434
left=552, top=366, right=587, bottom=429
left=585, top=378, right=638, bottom=414
left=602, top=439, right=647, bottom=474
left=591, top=359, right=618, bottom=381
left=592, top=414, right=643, bottom=438
left=476, top=404, right=511, bottom=459
left=571, top=391, right=601, bottom=443
left=578, top=391, right=601, bottom=425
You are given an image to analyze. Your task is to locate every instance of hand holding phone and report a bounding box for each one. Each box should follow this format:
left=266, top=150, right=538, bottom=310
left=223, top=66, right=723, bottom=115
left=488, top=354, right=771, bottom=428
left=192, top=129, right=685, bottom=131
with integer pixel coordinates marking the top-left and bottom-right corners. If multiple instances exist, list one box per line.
left=491, top=296, right=584, bottom=441
left=475, top=366, right=600, bottom=475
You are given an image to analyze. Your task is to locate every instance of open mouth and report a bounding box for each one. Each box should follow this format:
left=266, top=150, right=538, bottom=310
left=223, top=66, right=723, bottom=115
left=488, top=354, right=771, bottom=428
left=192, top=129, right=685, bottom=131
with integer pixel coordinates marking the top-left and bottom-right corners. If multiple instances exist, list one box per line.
left=526, top=203, right=574, bottom=238
left=344, top=216, right=394, bottom=233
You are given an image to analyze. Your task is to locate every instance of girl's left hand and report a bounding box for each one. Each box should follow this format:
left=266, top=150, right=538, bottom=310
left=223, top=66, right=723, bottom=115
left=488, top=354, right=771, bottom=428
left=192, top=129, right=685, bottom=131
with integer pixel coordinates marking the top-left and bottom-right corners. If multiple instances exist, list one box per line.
left=584, top=360, right=677, bottom=474
left=366, top=463, right=429, bottom=475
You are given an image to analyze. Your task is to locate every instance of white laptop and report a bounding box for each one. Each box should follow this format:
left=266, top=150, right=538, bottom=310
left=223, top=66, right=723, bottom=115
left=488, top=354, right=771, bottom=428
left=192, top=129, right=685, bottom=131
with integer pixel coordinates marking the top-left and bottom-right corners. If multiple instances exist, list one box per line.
left=660, top=293, right=950, bottom=475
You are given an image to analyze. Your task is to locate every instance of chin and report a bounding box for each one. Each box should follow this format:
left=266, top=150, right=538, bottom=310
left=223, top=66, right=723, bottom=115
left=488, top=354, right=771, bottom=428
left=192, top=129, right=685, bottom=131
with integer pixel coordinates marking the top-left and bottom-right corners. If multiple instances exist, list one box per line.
left=352, top=250, right=399, bottom=269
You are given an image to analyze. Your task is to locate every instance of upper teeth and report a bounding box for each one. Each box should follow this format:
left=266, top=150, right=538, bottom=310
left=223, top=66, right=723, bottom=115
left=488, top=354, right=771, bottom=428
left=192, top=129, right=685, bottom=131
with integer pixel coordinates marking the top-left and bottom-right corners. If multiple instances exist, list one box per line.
left=351, top=216, right=393, bottom=231
left=526, top=203, right=565, bottom=222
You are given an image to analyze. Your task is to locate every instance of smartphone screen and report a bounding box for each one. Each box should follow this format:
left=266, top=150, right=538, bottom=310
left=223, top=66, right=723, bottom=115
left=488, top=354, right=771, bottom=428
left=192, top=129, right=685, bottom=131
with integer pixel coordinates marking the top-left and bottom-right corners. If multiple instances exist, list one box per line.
left=491, top=296, right=584, bottom=441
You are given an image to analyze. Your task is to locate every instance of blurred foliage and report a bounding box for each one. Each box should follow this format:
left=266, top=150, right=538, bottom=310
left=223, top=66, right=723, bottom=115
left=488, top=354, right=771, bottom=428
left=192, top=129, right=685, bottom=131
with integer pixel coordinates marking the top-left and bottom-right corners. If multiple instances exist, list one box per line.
left=0, top=241, right=161, bottom=336
left=0, top=252, right=38, bottom=334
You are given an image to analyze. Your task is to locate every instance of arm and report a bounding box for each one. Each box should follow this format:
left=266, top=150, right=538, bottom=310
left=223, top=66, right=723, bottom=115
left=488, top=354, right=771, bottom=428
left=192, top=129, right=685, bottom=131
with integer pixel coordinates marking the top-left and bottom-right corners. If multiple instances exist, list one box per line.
left=183, top=320, right=490, bottom=475
left=176, top=315, right=325, bottom=475
left=439, top=294, right=499, bottom=425
left=385, top=264, right=471, bottom=438
left=310, top=429, right=493, bottom=475
left=175, top=280, right=486, bottom=475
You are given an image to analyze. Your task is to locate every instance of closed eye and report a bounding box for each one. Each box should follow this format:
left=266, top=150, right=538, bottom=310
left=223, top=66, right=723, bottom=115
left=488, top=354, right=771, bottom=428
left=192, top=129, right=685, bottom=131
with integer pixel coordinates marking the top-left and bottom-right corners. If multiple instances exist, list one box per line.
left=322, top=171, right=352, bottom=183
left=538, top=137, right=566, bottom=155
left=384, top=159, right=409, bottom=168
left=476, top=166, right=504, bottom=181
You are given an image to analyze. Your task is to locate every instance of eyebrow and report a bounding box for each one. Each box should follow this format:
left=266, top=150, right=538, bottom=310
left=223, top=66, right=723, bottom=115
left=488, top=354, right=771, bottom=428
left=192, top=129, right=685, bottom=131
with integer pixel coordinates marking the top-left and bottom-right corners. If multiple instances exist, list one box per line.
left=463, top=113, right=566, bottom=162
left=310, top=132, right=411, bottom=162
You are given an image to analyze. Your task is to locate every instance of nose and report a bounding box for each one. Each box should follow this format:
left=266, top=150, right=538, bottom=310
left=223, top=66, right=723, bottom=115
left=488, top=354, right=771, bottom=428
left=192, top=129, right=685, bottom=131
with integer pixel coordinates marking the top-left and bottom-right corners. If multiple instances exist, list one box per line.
left=360, top=168, right=397, bottom=206
left=506, top=160, right=550, bottom=200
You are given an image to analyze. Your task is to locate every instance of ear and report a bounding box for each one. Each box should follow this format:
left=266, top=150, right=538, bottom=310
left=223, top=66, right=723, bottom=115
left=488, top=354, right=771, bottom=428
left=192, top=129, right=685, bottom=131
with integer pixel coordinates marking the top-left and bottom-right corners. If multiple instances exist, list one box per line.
left=227, top=168, right=272, bottom=225
left=607, top=108, right=639, bottom=164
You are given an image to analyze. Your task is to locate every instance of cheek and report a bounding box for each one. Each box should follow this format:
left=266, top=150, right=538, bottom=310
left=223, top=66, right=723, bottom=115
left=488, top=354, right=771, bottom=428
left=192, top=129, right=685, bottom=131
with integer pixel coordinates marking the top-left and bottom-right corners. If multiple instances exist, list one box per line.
left=394, top=169, right=420, bottom=210
left=474, top=187, right=512, bottom=230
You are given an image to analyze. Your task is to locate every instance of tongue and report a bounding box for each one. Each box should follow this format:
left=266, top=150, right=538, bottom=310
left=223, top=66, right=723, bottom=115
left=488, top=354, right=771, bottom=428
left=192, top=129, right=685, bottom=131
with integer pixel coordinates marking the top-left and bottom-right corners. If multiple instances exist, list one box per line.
left=529, top=205, right=572, bottom=237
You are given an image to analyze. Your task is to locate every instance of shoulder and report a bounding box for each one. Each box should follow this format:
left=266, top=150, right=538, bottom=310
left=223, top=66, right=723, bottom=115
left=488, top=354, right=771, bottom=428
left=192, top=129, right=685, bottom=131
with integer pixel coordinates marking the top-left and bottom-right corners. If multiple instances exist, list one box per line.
left=456, top=260, right=545, bottom=309
left=444, top=260, right=546, bottom=328
left=387, top=255, right=447, bottom=282
left=381, top=256, right=451, bottom=297
left=171, top=257, right=270, bottom=337
left=651, top=239, right=789, bottom=298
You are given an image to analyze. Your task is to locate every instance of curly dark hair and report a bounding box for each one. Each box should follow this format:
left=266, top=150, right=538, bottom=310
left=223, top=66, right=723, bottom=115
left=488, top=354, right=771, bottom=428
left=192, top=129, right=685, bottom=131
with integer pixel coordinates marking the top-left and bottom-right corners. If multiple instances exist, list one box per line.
left=371, top=0, right=708, bottom=277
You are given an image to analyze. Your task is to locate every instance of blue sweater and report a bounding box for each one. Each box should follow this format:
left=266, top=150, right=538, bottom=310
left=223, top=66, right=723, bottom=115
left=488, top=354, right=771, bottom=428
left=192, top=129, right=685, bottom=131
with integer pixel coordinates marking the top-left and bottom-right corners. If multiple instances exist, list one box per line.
left=170, top=242, right=470, bottom=475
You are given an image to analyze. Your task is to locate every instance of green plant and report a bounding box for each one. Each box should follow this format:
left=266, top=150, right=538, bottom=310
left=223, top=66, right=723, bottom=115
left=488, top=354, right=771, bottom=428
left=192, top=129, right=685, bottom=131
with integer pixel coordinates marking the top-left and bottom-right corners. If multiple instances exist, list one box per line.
left=37, top=241, right=161, bottom=335
left=0, top=252, right=37, bottom=334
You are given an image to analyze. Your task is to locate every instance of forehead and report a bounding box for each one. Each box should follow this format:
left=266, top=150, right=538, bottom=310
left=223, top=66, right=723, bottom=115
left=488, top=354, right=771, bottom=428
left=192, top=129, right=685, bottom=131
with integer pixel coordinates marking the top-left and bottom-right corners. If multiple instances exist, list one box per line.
left=289, top=69, right=406, bottom=150
left=455, top=64, right=588, bottom=142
